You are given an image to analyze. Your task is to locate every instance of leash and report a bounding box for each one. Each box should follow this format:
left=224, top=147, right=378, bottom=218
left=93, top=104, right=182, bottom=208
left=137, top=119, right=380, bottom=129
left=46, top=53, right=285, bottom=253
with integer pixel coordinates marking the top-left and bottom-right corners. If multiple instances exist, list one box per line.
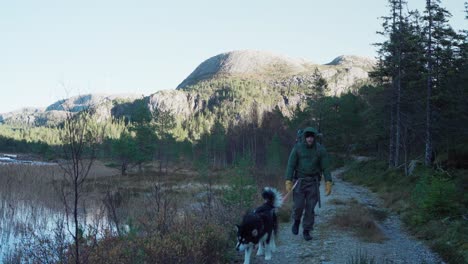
left=315, top=177, right=321, bottom=208
left=282, top=180, right=299, bottom=203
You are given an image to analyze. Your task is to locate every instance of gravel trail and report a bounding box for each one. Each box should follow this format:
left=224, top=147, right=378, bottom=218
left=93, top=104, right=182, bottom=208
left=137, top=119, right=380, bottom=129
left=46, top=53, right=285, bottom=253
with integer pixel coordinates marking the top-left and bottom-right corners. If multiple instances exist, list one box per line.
left=238, top=167, right=444, bottom=264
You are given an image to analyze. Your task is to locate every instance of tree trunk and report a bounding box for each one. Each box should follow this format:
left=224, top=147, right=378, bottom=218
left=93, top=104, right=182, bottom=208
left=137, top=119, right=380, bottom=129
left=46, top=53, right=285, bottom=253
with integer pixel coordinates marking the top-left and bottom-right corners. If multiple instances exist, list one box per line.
left=425, top=0, right=433, bottom=166
left=394, top=0, right=403, bottom=167
left=74, top=174, right=80, bottom=264
left=121, top=160, right=127, bottom=175
left=389, top=100, right=395, bottom=168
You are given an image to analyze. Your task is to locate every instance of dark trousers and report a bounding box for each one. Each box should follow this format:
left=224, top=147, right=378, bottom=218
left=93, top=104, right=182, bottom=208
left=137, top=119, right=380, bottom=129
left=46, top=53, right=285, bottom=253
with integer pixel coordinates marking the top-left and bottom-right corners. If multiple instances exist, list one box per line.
left=292, top=178, right=320, bottom=231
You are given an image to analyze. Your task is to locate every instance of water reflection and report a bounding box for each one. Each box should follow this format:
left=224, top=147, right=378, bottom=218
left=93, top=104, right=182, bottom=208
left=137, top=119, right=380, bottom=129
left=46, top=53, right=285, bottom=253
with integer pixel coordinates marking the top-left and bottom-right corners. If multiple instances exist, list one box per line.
left=0, top=162, right=108, bottom=261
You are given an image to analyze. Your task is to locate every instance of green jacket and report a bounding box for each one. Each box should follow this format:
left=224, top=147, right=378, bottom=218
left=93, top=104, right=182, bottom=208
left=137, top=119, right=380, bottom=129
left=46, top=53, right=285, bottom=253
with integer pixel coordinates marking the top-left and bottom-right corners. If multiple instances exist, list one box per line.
left=285, top=127, right=332, bottom=182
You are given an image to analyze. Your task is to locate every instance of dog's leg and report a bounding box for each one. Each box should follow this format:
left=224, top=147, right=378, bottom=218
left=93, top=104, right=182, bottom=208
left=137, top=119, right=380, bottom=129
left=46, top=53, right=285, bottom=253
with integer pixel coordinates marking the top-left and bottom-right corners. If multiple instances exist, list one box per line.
left=270, top=232, right=277, bottom=252
left=243, top=244, right=252, bottom=264
left=264, top=241, right=272, bottom=261
left=256, top=241, right=265, bottom=256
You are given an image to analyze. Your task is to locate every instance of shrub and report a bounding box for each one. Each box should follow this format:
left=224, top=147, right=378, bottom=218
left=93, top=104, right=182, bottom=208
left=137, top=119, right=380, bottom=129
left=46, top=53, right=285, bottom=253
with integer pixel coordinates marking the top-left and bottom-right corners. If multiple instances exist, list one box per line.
left=222, top=154, right=257, bottom=209
left=412, top=174, right=459, bottom=224
left=86, top=217, right=231, bottom=264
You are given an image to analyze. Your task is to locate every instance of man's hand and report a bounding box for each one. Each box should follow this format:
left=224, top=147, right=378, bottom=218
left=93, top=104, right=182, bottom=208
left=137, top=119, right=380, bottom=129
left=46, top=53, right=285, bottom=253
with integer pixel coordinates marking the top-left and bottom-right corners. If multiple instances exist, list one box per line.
left=325, top=181, right=332, bottom=195
left=285, top=180, right=293, bottom=193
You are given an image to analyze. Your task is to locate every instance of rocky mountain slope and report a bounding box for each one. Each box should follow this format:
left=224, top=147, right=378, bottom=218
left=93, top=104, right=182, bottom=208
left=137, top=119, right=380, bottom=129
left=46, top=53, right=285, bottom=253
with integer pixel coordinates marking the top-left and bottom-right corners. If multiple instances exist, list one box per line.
left=1, top=50, right=375, bottom=129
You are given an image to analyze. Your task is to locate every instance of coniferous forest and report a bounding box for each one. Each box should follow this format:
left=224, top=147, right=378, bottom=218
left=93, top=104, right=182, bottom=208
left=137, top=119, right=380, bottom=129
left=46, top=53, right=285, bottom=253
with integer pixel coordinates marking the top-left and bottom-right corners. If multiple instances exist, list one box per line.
left=0, top=1, right=466, bottom=263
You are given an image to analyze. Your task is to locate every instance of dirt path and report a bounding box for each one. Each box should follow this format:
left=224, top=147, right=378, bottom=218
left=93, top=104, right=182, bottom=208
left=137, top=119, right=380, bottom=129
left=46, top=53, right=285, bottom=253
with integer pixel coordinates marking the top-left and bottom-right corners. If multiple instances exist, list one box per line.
left=248, top=167, right=444, bottom=264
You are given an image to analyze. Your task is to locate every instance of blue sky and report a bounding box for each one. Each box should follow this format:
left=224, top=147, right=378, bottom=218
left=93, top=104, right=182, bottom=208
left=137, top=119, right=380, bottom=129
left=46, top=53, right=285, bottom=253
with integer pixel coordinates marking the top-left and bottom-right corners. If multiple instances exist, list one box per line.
left=0, top=0, right=465, bottom=113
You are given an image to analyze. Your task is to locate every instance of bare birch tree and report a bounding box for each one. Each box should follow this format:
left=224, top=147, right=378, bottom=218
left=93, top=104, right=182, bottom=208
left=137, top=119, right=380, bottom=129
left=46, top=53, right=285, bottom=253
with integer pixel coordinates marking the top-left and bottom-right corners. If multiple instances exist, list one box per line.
left=59, top=108, right=104, bottom=264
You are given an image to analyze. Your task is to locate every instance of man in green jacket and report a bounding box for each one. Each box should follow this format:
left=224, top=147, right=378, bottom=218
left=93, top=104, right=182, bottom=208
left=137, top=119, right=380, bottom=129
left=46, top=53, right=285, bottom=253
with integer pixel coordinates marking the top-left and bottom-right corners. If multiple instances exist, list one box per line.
left=285, top=127, right=332, bottom=241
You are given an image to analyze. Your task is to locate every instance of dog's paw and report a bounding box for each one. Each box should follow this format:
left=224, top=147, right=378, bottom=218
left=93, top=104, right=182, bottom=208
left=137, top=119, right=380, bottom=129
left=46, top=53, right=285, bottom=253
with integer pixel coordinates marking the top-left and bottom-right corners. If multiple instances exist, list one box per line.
left=256, top=246, right=264, bottom=256
left=265, top=255, right=272, bottom=261
left=271, top=244, right=277, bottom=252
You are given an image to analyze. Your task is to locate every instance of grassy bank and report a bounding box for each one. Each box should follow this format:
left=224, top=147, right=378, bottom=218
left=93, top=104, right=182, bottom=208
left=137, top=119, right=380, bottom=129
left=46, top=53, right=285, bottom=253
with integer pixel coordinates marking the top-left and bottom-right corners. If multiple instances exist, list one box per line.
left=341, top=160, right=467, bottom=264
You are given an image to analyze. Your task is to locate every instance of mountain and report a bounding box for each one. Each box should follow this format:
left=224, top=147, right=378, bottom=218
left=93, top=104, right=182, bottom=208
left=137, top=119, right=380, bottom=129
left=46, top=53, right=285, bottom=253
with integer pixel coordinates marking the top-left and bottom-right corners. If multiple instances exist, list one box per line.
left=1, top=50, right=375, bottom=136
left=149, top=50, right=375, bottom=123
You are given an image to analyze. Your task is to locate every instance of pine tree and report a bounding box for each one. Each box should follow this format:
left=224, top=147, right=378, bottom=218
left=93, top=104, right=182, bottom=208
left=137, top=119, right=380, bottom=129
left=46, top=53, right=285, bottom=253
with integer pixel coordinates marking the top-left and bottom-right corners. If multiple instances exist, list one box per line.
left=112, top=129, right=137, bottom=175
left=265, top=133, right=283, bottom=174
left=422, top=0, right=460, bottom=166
left=372, top=0, right=407, bottom=167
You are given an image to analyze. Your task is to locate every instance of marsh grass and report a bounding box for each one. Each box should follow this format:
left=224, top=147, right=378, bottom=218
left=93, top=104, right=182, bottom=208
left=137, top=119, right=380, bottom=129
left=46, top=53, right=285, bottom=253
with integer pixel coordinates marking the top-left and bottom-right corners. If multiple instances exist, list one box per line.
left=328, top=198, right=349, bottom=206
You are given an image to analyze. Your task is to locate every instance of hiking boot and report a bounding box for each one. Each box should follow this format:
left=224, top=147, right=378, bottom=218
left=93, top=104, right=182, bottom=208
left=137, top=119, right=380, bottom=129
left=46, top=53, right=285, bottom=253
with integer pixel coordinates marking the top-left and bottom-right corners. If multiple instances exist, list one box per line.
left=292, top=220, right=300, bottom=235
left=303, top=230, right=312, bottom=241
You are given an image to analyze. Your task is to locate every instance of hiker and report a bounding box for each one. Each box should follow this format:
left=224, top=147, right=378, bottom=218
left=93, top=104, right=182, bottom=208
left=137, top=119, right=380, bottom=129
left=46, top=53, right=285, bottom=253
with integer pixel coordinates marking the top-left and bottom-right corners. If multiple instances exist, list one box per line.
left=284, top=127, right=332, bottom=241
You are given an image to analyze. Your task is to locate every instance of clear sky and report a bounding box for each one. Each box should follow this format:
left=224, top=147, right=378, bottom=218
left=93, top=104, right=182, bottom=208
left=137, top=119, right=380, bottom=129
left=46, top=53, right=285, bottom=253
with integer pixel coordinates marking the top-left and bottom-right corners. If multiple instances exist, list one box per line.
left=0, top=0, right=465, bottom=113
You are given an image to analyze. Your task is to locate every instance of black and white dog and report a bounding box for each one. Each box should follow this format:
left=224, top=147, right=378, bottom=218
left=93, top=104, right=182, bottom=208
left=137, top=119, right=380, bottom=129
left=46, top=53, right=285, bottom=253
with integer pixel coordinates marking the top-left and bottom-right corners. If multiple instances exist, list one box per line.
left=236, top=187, right=283, bottom=264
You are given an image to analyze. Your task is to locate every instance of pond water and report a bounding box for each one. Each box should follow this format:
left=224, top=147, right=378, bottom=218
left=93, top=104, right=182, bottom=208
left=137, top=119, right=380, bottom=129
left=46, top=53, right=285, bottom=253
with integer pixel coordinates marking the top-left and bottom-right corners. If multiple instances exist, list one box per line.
left=0, top=156, right=57, bottom=166
left=0, top=161, right=112, bottom=261
left=0, top=193, right=113, bottom=260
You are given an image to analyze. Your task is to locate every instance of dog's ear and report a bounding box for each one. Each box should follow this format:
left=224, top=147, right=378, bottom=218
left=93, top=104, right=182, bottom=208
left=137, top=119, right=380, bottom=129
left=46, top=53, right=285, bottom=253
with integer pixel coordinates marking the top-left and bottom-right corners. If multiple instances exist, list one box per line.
left=251, top=229, right=258, bottom=237
left=235, top=225, right=240, bottom=232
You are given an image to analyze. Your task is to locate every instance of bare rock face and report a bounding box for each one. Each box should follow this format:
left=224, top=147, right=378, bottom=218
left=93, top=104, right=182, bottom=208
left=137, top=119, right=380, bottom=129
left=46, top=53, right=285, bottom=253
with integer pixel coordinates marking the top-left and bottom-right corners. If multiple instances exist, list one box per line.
left=326, top=55, right=376, bottom=70
left=148, top=90, right=194, bottom=118
left=321, top=66, right=370, bottom=96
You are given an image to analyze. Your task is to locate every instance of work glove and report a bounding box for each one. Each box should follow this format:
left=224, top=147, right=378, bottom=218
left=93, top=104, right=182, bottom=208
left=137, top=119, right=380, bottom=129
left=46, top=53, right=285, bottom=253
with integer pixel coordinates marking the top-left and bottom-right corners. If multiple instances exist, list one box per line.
left=325, top=181, right=332, bottom=196
left=285, top=180, right=293, bottom=193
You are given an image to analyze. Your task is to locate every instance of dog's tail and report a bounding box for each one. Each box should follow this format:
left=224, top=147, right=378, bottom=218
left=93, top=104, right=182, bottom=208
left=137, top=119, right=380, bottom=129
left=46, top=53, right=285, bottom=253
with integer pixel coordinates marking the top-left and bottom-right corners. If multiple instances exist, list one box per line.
left=262, top=187, right=283, bottom=208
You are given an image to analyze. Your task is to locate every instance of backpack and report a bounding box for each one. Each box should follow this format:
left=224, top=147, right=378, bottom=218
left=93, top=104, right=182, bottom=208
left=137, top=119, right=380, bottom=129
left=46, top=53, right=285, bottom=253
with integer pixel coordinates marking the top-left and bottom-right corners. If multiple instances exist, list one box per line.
left=295, top=129, right=304, bottom=144
left=292, top=129, right=304, bottom=180
left=292, top=128, right=323, bottom=180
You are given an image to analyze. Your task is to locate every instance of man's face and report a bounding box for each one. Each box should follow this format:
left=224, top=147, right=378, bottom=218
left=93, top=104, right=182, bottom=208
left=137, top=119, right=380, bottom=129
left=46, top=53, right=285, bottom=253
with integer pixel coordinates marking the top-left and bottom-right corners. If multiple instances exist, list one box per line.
left=306, top=134, right=315, bottom=146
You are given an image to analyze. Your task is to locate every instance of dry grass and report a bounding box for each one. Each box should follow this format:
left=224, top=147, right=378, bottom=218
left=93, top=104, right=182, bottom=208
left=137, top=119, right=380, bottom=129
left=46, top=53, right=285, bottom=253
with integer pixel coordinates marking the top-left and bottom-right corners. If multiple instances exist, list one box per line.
left=277, top=201, right=293, bottom=223
left=328, top=198, right=349, bottom=206
left=330, top=203, right=387, bottom=243
left=368, top=208, right=389, bottom=222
